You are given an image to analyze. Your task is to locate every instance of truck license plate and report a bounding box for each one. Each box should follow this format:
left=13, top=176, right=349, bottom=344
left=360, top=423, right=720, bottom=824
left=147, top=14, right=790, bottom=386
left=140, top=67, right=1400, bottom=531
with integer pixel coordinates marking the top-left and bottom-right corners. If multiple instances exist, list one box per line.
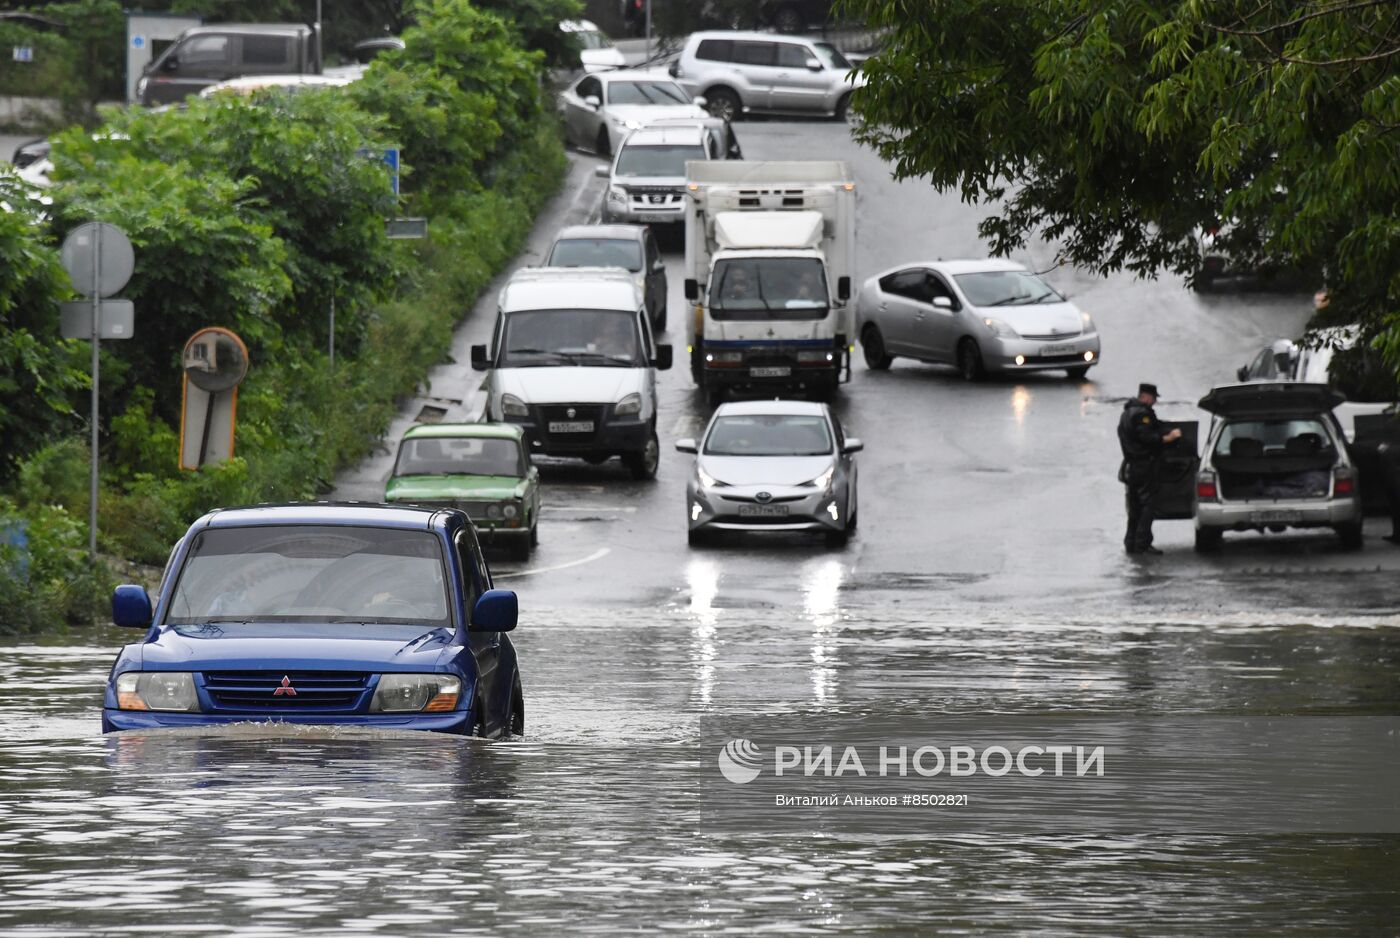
left=749, top=366, right=791, bottom=378
left=1250, top=509, right=1302, bottom=523
left=738, top=504, right=789, bottom=517
left=1039, top=344, right=1076, bottom=357
left=548, top=421, right=594, bottom=433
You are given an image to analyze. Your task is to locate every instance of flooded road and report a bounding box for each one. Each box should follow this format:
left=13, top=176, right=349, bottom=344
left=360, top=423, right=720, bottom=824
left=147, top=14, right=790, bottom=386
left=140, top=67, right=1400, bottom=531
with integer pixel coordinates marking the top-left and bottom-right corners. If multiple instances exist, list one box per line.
left=3, top=610, right=1399, bottom=935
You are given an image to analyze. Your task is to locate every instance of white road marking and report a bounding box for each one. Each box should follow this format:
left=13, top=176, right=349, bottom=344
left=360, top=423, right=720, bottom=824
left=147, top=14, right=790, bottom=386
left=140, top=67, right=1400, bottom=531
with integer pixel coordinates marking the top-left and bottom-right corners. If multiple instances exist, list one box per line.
left=543, top=506, right=637, bottom=513
left=495, top=547, right=611, bottom=579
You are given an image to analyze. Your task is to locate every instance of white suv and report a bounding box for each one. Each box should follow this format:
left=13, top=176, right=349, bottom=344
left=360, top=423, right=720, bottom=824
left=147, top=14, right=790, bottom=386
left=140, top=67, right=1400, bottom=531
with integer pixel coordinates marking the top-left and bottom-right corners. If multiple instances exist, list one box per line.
left=668, top=31, right=863, bottom=122
left=599, top=124, right=725, bottom=227
left=470, top=268, right=673, bottom=480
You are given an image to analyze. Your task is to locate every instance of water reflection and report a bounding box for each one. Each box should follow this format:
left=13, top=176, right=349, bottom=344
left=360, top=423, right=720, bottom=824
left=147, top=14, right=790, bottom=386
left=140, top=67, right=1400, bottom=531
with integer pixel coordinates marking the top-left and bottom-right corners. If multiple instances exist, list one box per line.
left=802, top=558, right=844, bottom=704
left=1011, top=385, right=1032, bottom=427
left=686, top=557, right=721, bottom=707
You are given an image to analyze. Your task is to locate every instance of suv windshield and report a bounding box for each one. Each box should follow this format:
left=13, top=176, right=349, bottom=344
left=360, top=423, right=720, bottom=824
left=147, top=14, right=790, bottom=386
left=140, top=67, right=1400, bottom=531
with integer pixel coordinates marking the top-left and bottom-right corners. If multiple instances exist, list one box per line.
left=547, top=238, right=642, bottom=271
left=394, top=436, right=523, bottom=478
left=953, top=270, right=1063, bottom=307
left=607, top=80, right=689, bottom=105
left=616, top=143, right=704, bottom=177
left=499, top=309, right=642, bottom=367
left=812, top=42, right=851, bottom=69
left=705, top=414, right=834, bottom=456
left=166, top=525, right=450, bottom=627
left=709, top=258, right=829, bottom=320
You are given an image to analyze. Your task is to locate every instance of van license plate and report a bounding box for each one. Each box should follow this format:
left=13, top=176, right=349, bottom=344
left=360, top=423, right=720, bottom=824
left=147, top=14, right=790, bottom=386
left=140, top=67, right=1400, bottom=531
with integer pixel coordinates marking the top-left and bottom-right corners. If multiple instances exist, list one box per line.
left=548, top=421, right=594, bottom=433
left=750, top=366, right=791, bottom=378
left=738, top=504, right=789, bottom=517
left=1039, top=344, right=1076, bottom=357
left=1250, top=509, right=1302, bottom=523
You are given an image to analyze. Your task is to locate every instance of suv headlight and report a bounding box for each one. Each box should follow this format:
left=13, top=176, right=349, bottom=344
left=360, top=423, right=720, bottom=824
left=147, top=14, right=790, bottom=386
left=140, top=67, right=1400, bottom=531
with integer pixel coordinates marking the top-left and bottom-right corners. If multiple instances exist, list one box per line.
left=607, top=185, right=627, bottom=204
left=115, top=672, right=199, bottom=712
left=370, top=674, right=461, bottom=713
left=500, top=393, right=529, bottom=418
left=803, top=466, right=835, bottom=490
left=614, top=392, right=642, bottom=416
left=982, top=317, right=1019, bottom=338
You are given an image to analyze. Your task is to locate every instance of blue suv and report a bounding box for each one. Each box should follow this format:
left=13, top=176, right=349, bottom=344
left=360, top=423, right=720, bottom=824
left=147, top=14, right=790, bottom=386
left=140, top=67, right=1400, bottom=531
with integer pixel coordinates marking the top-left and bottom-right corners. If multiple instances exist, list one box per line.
left=103, top=504, right=524, bottom=737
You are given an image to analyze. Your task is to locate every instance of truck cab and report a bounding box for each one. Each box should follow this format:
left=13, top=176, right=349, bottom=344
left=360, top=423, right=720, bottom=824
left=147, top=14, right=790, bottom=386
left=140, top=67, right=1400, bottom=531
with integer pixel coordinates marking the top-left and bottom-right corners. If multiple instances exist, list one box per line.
left=683, top=160, right=855, bottom=405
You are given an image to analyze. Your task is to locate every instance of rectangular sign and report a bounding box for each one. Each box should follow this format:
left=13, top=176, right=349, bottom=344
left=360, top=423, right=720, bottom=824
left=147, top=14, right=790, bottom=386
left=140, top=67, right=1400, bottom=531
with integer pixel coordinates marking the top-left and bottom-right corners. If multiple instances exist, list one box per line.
left=386, top=217, right=428, bottom=239
left=59, top=300, right=134, bottom=340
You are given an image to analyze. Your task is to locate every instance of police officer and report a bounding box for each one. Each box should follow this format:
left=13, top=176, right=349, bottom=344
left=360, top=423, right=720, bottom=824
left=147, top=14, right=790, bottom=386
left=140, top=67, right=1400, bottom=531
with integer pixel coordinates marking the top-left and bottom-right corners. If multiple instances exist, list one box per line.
left=1118, top=383, right=1182, bottom=555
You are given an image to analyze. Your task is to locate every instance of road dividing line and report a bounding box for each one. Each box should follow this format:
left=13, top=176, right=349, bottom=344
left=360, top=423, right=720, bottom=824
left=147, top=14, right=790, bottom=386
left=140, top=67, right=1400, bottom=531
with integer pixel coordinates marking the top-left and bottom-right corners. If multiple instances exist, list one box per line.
left=495, top=547, right=611, bottom=578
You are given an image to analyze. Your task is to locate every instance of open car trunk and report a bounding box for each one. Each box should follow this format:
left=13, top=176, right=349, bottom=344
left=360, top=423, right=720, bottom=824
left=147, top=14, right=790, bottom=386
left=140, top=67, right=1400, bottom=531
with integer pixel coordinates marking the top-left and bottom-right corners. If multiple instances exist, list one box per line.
left=1213, top=450, right=1336, bottom=500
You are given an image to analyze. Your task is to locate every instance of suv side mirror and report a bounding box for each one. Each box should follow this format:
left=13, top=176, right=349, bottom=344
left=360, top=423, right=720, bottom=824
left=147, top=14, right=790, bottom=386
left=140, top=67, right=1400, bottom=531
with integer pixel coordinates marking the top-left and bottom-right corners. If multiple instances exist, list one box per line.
left=654, top=344, right=673, bottom=371
left=837, top=276, right=851, bottom=301
left=684, top=279, right=698, bottom=300
left=471, top=589, right=517, bottom=632
left=471, top=344, right=489, bottom=371
left=806, top=60, right=822, bottom=71
left=675, top=438, right=698, bottom=453
left=112, top=584, right=153, bottom=628
left=1236, top=365, right=1249, bottom=382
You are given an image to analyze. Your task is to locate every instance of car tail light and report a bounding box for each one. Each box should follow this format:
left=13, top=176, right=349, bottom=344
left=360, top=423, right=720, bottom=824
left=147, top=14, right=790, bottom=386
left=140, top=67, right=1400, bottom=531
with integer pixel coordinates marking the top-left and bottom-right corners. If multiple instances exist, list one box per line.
left=1196, top=472, right=1218, bottom=501
left=1333, top=467, right=1355, bottom=496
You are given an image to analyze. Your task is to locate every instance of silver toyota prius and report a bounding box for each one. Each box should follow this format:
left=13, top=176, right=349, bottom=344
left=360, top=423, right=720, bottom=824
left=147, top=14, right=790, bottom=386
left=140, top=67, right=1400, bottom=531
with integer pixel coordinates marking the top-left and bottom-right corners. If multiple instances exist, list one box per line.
left=676, top=400, right=861, bottom=547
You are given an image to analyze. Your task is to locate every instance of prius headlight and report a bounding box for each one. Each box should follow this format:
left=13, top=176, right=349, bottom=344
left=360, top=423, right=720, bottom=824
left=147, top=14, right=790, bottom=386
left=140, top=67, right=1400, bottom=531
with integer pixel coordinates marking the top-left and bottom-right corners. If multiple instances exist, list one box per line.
left=1080, top=311, right=1097, bottom=333
left=371, top=674, right=461, bottom=713
left=982, top=317, right=1019, bottom=338
left=802, top=466, right=835, bottom=490
left=115, top=672, right=199, bottom=712
left=697, top=465, right=727, bottom=488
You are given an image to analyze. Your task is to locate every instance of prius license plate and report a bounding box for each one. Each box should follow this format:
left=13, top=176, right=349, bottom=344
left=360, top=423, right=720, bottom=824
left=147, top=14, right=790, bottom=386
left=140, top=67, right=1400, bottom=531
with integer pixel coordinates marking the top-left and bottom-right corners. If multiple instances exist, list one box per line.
left=1250, top=509, right=1302, bottom=524
left=750, top=366, right=791, bottom=378
left=738, top=504, right=789, bottom=517
left=548, top=421, right=594, bottom=433
left=1039, top=344, right=1076, bottom=357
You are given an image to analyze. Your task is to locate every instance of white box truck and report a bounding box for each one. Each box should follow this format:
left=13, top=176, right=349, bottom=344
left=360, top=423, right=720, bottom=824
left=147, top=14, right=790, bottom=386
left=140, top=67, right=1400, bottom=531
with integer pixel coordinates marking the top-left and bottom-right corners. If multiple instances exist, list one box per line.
left=682, top=160, right=856, bottom=404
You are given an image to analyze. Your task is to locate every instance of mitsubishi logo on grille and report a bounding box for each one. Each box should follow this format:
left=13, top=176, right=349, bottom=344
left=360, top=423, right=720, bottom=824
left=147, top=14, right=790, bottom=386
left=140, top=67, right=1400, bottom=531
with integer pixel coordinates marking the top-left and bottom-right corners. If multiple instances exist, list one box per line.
left=273, top=675, right=297, bottom=697
left=755, top=491, right=773, bottom=503
left=566, top=407, right=577, bottom=418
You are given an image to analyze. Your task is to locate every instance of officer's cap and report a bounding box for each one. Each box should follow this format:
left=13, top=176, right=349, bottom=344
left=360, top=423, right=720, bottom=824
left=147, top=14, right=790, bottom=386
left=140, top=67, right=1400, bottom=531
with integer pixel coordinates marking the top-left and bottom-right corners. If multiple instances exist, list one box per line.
left=1138, top=382, right=1159, bottom=398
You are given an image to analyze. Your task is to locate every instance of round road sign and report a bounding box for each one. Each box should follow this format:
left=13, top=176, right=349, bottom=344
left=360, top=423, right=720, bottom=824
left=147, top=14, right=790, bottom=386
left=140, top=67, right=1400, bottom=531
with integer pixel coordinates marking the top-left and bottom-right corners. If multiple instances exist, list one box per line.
left=60, top=222, right=135, bottom=299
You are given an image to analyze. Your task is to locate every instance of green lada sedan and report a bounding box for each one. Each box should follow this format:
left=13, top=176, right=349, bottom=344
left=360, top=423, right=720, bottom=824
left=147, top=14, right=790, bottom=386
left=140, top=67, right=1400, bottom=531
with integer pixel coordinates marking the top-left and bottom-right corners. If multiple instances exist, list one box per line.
left=385, top=423, right=540, bottom=560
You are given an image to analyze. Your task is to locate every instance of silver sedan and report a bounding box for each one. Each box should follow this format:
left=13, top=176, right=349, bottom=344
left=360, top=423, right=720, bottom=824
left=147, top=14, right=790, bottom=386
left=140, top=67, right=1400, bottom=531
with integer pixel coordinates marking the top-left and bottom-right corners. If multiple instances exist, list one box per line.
left=676, top=400, right=861, bottom=547
left=559, top=70, right=709, bottom=157
left=856, top=259, right=1102, bottom=381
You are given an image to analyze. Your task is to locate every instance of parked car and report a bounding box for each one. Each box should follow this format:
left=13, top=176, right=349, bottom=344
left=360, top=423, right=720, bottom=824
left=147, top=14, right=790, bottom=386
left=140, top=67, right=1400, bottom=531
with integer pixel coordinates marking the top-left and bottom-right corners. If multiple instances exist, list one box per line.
left=597, top=123, right=726, bottom=229
left=137, top=23, right=322, bottom=107
left=1190, top=383, right=1364, bottom=551
left=559, top=70, right=708, bottom=157
left=545, top=224, right=668, bottom=331
left=675, top=399, right=861, bottom=547
left=668, top=30, right=864, bottom=121
left=9, top=137, right=49, bottom=169
left=384, top=423, right=541, bottom=561
left=471, top=267, right=673, bottom=479
left=103, top=503, right=524, bottom=737
left=856, top=259, right=1101, bottom=381
left=560, top=19, right=626, bottom=73
left=1236, top=338, right=1299, bottom=383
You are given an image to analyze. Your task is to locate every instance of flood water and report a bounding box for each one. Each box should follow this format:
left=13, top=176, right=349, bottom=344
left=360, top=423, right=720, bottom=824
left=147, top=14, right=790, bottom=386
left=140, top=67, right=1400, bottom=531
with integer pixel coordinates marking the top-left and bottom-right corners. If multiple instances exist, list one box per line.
left=3, top=604, right=1399, bottom=935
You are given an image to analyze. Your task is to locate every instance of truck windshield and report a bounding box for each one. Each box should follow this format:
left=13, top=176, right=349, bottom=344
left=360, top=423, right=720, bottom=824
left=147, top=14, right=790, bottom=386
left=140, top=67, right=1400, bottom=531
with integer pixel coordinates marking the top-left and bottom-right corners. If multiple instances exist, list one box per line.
left=704, top=414, right=834, bottom=456
left=547, top=238, right=642, bottom=272
left=499, top=309, right=643, bottom=367
left=166, top=525, right=451, bottom=627
left=616, top=144, right=705, bottom=177
left=709, top=258, right=829, bottom=321
left=394, top=437, right=523, bottom=478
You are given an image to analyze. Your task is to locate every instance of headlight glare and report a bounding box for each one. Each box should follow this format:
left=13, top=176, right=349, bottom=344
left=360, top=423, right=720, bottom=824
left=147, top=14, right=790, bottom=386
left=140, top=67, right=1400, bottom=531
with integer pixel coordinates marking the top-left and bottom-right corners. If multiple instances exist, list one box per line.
left=697, top=465, right=726, bottom=488
left=982, top=317, right=1018, bottom=338
left=803, top=466, right=835, bottom=489
left=500, top=393, right=529, bottom=418
left=116, top=671, right=199, bottom=712
left=1081, top=311, right=1096, bottom=332
left=371, top=674, right=461, bottom=713
left=614, top=392, right=642, bottom=416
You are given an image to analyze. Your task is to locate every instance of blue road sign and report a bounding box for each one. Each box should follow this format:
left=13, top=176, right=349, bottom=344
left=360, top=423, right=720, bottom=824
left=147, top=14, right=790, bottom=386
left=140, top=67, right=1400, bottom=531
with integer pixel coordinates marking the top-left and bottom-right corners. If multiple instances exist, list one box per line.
left=357, top=146, right=400, bottom=196
left=132, top=35, right=145, bottom=49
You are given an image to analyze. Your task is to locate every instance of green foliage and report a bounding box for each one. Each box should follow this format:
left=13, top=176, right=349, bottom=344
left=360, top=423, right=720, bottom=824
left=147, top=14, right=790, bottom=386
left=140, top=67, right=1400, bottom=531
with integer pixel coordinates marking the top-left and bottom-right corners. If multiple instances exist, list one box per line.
left=0, top=495, right=107, bottom=633
left=845, top=0, right=1400, bottom=379
left=472, top=0, right=583, bottom=64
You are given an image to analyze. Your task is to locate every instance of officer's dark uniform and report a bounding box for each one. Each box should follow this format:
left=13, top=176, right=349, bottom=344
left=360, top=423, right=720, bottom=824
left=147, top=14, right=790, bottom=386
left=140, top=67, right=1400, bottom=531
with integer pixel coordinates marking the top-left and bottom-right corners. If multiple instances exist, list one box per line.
left=1118, top=385, right=1168, bottom=553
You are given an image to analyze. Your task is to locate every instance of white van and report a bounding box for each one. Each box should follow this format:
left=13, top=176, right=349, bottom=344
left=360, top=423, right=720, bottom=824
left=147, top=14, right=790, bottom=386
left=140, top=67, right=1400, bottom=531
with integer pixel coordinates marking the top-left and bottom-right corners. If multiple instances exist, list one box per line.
left=470, top=268, right=673, bottom=479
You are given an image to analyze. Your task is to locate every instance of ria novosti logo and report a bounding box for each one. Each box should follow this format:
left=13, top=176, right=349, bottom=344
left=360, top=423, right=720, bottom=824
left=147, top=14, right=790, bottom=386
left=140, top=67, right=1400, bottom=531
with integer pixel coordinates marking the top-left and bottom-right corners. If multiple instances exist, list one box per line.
left=717, top=738, right=763, bottom=784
